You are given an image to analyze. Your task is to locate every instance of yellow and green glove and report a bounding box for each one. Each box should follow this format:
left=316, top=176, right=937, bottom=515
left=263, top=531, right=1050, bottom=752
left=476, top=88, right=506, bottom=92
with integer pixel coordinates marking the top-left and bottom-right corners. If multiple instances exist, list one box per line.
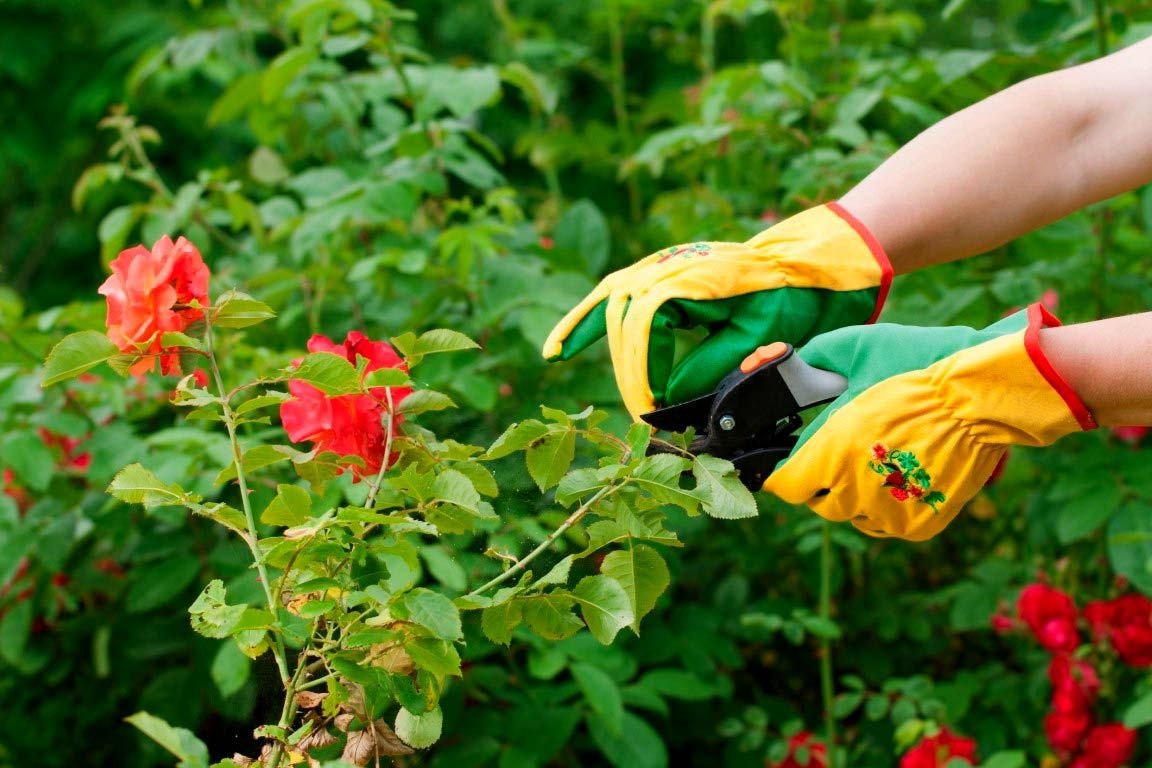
left=542, top=203, right=892, bottom=419
left=763, top=304, right=1097, bottom=541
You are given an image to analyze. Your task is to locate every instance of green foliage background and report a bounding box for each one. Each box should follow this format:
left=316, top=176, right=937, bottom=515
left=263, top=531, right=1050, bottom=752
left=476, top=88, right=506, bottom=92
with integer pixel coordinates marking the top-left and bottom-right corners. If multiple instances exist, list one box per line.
left=2, top=0, right=1152, bottom=766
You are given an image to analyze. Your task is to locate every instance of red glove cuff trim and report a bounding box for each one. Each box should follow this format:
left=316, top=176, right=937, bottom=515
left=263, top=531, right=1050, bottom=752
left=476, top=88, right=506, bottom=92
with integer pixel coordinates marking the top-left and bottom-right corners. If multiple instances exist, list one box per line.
left=1024, top=303, right=1098, bottom=431
left=827, top=201, right=893, bottom=323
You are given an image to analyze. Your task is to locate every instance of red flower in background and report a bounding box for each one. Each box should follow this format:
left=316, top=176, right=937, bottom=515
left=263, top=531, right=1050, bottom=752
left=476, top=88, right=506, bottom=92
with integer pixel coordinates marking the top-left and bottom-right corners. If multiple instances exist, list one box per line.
left=98, top=235, right=210, bottom=375
left=1070, top=723, right=1137, bottom=768
left=1046, top=709, right=1094, bottom=755
left=769, top=731, right=826, bottom=768
left=1049, top=655, right=1100, bottom=712
left=280, top=332, right=411, bottom=479
left=1084, top=594, right=1152, bottom=667
left=899, top=727, right=977, bottom=768
left=2, top=469, right=32, bottom=512
left=1110, top=426, right=1148, bottom=446
left=38, top=428, right=91, bottom=473
left=1017, top=583, right=1080, bottom=653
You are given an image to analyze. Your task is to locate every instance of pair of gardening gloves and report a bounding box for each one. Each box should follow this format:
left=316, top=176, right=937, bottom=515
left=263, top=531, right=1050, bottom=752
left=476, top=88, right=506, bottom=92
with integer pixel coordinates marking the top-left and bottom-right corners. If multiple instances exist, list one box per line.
left=542, top=204, right=1097, bottom=541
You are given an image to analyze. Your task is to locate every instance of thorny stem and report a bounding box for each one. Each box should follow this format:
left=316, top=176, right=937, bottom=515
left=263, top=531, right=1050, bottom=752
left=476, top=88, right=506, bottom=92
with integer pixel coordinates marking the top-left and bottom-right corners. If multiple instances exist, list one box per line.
left=819, top=522, right=838, bottom=766
left=466, top=483, right=618, bottom=597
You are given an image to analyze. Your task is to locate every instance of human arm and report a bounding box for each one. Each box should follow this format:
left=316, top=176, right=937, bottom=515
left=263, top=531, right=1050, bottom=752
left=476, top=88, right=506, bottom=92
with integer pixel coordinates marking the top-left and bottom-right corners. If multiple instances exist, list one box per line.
left=1040, top=312, right=1152, bottom=427
left=840, top=36, right=1152, bottom=273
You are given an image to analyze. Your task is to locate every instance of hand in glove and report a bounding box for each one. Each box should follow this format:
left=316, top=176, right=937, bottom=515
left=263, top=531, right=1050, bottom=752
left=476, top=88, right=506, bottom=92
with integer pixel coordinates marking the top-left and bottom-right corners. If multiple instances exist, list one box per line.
left=542, top=203, right=892, bottom=419
left=762, top=304, right=1097, bottom=540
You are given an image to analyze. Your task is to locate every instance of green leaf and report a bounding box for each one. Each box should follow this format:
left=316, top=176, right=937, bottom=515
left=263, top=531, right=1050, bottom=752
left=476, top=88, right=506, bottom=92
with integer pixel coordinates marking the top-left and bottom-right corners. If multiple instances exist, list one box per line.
left=125, top=711, right=209, bottom=768
left=405, top=637, right=462, bottom=677
left=1143, top=185, right=1152, bottom=232
left=0, top=600, right=32, bottom=665
left=797, top=613, right=842, bottom=640
left=572, top=663, right=624, bottom=735
left=632, top=454, right=699, bottom=514
left=411, top=329, right=480, bottom=357
left=486, top=420, right=549, bottom=459
left=213, top=289, right=276, bottom=328
left=1056, top=484, right=1120, bottom=544
left=107, top=463, right=187, bottom=509
left=288, top=352, right=361, bottom=396
left=481, top=599, right=523, bottom=645
left=421, top=545, right=468, bottom=592
left=693, top=455, right=758, bottom=519
left=536, top=556, right=574, bottom=588
left=1108, top=501, right=1152, bottom=594
left=431, top=469, right=484, bottom=517
left=261, top=484, right=313, bottom=527
left=554, top=199, right=611, bottom=274
left=363, top=368, right=411, bottom=389
left=980, top=752, right=1026, bottom=768
left=159, top=331, right=202, bottom=350
left=214, top=444, right=291, bottom=484
left=211, top=640, right=251, bottom=698
left=395, top=705, right=443, bottom=749
left=587, top=711, right=668, bottom=768
left=233, top=392, right=291, bottom=416
left=1, top=431, right=55, bottom=492
left=572, top=575, right=633, bottom=645
left=526, top=430, right=576, bottom=491
left=262, top=46, right=316, bottom=102
left=403, top=588, right=462, bottom=641
left=1124, top=689, right=1152, bottom=728
left=191, top=502, right=248, bottom=537
left=556, top=468, right=609, bottom=507
left=398, top=390, right=457, bottom=415
left=600, top=545, right=669, bottom=631
left=42, top=330, right=119, bottom=387
left=126, top=556, right=201, bottom=613
left=188, top=579, right=248, bottom=639
left=522, top=593, right=583, bottom=640
left=639, top=669, right=718, bottom=701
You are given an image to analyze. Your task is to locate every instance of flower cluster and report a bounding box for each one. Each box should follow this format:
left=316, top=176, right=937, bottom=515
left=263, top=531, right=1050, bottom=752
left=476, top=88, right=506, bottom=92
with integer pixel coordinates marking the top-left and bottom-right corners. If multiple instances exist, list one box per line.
left=899, top=727, right=977, bottom=768
left=998, top=583, right=1142, bottom=766
left=769, top=731, right=827, bottom=768
left=280, top=332, right=412, bottom=479
left=98, top=236, right=210, bottom=375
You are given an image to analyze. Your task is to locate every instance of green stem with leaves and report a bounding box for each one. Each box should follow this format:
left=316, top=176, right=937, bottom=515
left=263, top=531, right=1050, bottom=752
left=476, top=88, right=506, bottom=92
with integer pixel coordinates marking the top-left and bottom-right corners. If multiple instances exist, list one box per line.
left=819, top=522, right=838, bottom=766
left=466, top=483, right=618, bottom=597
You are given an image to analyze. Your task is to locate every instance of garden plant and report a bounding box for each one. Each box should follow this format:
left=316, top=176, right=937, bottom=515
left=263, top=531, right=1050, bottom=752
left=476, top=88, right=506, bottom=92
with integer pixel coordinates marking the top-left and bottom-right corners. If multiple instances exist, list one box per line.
left=3, top=1, right=1152, bottom=767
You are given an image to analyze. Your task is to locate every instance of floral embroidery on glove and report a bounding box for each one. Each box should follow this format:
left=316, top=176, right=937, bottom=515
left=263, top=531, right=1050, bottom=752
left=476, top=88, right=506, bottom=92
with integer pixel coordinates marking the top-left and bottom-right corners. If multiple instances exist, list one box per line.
left=868, top=443, right=947, bottom=512
left=656, top=242, right=712, bottom=263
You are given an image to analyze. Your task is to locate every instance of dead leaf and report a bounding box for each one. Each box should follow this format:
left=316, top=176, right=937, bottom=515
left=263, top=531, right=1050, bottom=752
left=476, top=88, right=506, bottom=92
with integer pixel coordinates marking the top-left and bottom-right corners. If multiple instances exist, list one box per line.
left=366, top=643, right=414, bottom=675
left=341, top=720, right=415, bottom=765
left=298, top=725, right=337, bottom=752
left=231, top=754, right=257, bottom=767
left=334, top=713, right=354, bottom=732
left=295, top=691, right=328, bottom=709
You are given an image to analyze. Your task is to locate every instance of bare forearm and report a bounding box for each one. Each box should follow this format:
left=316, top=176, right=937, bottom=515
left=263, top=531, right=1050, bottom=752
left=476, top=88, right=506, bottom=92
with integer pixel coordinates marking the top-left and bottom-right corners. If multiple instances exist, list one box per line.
left=1040, top=313, right=1152, bottom=427
left=840, top=37, right=1152, bottom=274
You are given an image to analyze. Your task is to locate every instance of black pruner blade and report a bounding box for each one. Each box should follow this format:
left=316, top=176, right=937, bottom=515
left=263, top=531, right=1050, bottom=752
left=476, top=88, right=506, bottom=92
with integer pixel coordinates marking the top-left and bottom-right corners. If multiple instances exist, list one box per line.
left=640, top=342, right=848, bottom=491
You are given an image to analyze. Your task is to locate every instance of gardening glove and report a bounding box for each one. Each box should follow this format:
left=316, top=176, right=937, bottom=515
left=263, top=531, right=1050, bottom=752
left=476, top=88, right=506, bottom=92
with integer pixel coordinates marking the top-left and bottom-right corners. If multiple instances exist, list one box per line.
left=542, top=202, right=892, bottom=419
left=762, top=304, right=1098, bottom=541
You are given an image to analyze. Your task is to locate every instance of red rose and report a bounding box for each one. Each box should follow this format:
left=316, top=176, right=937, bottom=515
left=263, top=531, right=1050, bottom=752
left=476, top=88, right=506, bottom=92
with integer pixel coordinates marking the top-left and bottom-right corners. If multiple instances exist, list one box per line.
left=1110, top=426, right=1148, bottom=446
left=769, top=731, right=827, bottom=768
left=990, top=612, right=1016, bottom=634
left=98, top=236, right=210, bottom=375
left=907, top=485, right=924, bottom=499
left=871, top=443, right=888, bottom=460
left=280, top=332, right=412, bottom=479
left=192, top=368, right=209, bottom=388
left=2, top=469, right=32, bottom=512
left=1085, top=594, right=1152, bottom=667
left=1077, top=723, right=1137, bottom=767
left=1048, top=655, right=1100, bottom=713
left=1046, top=709, right=1094, bottom=755
left=539, top=236, right=554, bottom=250
left=890, top=487, right=910, bottom=501
left=899, top=727, right=977, bottom=768
left=885, top=470, right=905, bottom=487
left=38, top=428, right=91, bottom=473
left=1017, top=583, right=1080, bottom=653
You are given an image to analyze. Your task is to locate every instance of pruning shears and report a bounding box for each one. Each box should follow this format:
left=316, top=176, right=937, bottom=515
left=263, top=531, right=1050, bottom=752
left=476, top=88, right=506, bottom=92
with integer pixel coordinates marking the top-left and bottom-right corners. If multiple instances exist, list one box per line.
left=641, top=342, right=849, bottom=491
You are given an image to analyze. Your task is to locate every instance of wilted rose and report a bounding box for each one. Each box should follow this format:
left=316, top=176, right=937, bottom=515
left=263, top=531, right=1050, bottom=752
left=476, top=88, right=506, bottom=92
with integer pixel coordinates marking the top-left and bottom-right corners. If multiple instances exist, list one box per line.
left=98, top=236, right=210, bottom=375
left=280, top=332, right=412, bottom=479
left=1017, top=583, right=1080, bottom=653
